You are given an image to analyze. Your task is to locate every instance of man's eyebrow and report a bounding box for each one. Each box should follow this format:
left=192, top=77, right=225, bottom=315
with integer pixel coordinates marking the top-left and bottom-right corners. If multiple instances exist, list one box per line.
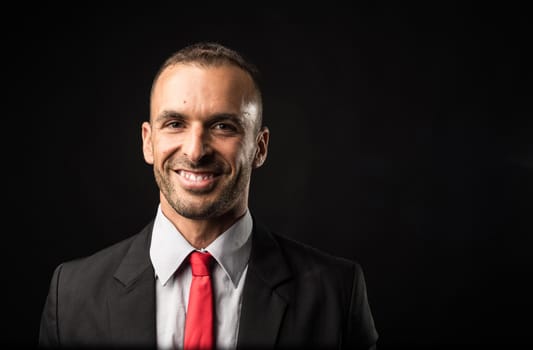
left=210, top=113, right=242, bottom=123
left=155, top=110, right=185, bottom=123
left=154, top=111, right=245, bottom=127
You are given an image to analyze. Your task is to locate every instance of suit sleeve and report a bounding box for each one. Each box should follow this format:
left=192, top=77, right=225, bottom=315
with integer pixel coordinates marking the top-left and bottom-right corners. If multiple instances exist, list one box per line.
left=344, top=263, right=379, bottom=350
left=39, top=264, right=63, bottom=347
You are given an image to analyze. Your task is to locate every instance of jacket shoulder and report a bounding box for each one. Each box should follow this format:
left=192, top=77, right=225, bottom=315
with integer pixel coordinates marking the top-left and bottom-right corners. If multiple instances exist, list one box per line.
left=270, top=230, right=362, bottom=275
left=252, top=223, right=379, bottom=348
left=61, top=232, right=137, bottom=273
left=54, top=221, right=153, bottom=290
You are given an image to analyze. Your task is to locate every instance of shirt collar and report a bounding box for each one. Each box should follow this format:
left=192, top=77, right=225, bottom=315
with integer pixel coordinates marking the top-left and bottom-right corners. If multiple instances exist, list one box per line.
left=149, top=204, right=252, bottom=288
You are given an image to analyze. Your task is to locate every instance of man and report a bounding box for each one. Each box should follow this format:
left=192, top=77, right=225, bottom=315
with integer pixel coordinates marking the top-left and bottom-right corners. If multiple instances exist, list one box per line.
left=39, top=41, right=379, bottom=349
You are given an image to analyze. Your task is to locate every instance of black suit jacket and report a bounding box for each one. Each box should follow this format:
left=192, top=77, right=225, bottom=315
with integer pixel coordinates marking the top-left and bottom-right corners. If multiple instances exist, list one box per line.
left=39, top=218, right=378, bottom=349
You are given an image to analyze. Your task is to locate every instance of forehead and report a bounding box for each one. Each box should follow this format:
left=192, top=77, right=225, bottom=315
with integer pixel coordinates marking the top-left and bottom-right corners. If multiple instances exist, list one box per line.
left=151, top=63, right=256, bottom=111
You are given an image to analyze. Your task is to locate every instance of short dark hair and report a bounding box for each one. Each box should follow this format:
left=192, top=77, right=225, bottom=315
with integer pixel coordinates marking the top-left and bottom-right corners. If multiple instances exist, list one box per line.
left=151, top=42, right=263, bottom=127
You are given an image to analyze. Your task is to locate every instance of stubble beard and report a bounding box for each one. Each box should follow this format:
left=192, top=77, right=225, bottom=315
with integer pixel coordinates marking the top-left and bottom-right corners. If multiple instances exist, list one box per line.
left=153, top=161, right=252, bottom=220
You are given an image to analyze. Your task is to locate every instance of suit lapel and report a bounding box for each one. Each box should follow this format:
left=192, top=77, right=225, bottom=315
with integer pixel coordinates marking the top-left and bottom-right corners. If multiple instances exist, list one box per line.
left=108, top=222, right=157, bottom=348
left=103, top=218, right=292, bottom=348
left=237, top=220, right=292, bottom=349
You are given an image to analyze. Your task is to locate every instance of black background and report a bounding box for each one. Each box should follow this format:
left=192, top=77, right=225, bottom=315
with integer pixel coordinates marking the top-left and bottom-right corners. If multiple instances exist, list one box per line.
left=4, top=3, right=531, bottom=348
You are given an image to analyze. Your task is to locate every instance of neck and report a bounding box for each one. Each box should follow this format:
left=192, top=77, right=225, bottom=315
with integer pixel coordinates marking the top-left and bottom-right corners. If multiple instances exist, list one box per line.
left=160, top=201, right=247, bottom=249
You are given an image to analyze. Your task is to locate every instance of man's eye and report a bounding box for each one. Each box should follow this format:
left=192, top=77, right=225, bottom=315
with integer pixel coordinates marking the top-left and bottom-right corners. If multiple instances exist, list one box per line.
left=168, top=121, right=184, bottom=129
left=213, top=123, right=236, bottom=131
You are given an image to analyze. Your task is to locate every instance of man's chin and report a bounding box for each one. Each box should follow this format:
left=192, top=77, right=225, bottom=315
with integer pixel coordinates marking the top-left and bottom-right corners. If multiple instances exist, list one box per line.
left=183, top=187, right=215, bottom=195
left=175, top=205, right=219, bottom=220
left=171, top=194, right=220, bottom=219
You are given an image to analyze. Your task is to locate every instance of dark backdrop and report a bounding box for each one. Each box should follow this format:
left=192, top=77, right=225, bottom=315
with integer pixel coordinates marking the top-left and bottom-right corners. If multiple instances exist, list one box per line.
left=4, top=3, right=531, bottom=348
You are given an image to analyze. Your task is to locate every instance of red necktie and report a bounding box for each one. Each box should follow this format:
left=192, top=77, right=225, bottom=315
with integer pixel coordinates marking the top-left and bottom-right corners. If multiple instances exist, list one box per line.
left=184, top=251, right=214, bottom=350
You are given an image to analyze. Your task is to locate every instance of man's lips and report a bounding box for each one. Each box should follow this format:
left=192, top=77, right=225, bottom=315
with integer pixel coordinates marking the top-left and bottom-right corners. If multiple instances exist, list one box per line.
left=177, top=170, right=217, bottom=181
left=175, top=169, right=220, bottom=190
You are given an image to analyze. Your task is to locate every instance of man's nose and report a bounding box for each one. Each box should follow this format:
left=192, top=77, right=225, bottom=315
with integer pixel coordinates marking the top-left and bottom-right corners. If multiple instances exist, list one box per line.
left=183, top=126, right=210, bottom=162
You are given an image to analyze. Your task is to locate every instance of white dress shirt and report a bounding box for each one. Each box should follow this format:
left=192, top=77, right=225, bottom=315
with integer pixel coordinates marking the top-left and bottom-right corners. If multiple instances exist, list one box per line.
left=149, top=205, right=252, bottom=350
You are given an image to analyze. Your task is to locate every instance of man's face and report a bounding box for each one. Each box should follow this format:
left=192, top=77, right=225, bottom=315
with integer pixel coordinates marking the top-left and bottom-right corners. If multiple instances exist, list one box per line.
left=142, top=63, right=268, bottom=221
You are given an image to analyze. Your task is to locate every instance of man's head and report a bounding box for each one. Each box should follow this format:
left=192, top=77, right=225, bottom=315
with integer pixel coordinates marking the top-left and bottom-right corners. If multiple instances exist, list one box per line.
left=150, top=42, right=264, bottom=130
left=142, top=42, right=269, bottom=223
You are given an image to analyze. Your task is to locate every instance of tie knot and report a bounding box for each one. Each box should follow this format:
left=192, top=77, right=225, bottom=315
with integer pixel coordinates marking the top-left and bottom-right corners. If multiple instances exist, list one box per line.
left=189, top=251, right=213, bottom=276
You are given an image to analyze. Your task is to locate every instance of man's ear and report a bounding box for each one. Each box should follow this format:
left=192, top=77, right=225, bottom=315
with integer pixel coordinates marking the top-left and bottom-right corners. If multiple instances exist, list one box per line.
left=141, top=121, right=154, bottom=165
left=253, top=126, right=270, bottom=169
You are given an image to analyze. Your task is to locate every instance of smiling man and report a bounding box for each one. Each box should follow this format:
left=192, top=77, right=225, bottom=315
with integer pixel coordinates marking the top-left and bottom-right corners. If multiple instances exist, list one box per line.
left=144, top=61, right=267, bottom=248
left=39, top=42, right=379, bottom=349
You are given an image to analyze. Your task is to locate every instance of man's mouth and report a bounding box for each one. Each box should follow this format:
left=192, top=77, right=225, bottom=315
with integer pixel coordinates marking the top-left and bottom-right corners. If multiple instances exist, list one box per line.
left=178, top=170, right=216, bottom=182
left=176, top=169, right=220, bottom=190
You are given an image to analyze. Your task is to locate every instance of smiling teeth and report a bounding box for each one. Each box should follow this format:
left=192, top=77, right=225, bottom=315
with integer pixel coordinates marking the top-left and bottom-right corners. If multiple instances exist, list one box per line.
left=180, top=171, right=214, bottom=182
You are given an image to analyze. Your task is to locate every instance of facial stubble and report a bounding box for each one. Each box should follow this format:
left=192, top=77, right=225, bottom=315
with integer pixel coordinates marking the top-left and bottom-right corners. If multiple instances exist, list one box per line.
left=154, top=155, right=253, bottom=220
